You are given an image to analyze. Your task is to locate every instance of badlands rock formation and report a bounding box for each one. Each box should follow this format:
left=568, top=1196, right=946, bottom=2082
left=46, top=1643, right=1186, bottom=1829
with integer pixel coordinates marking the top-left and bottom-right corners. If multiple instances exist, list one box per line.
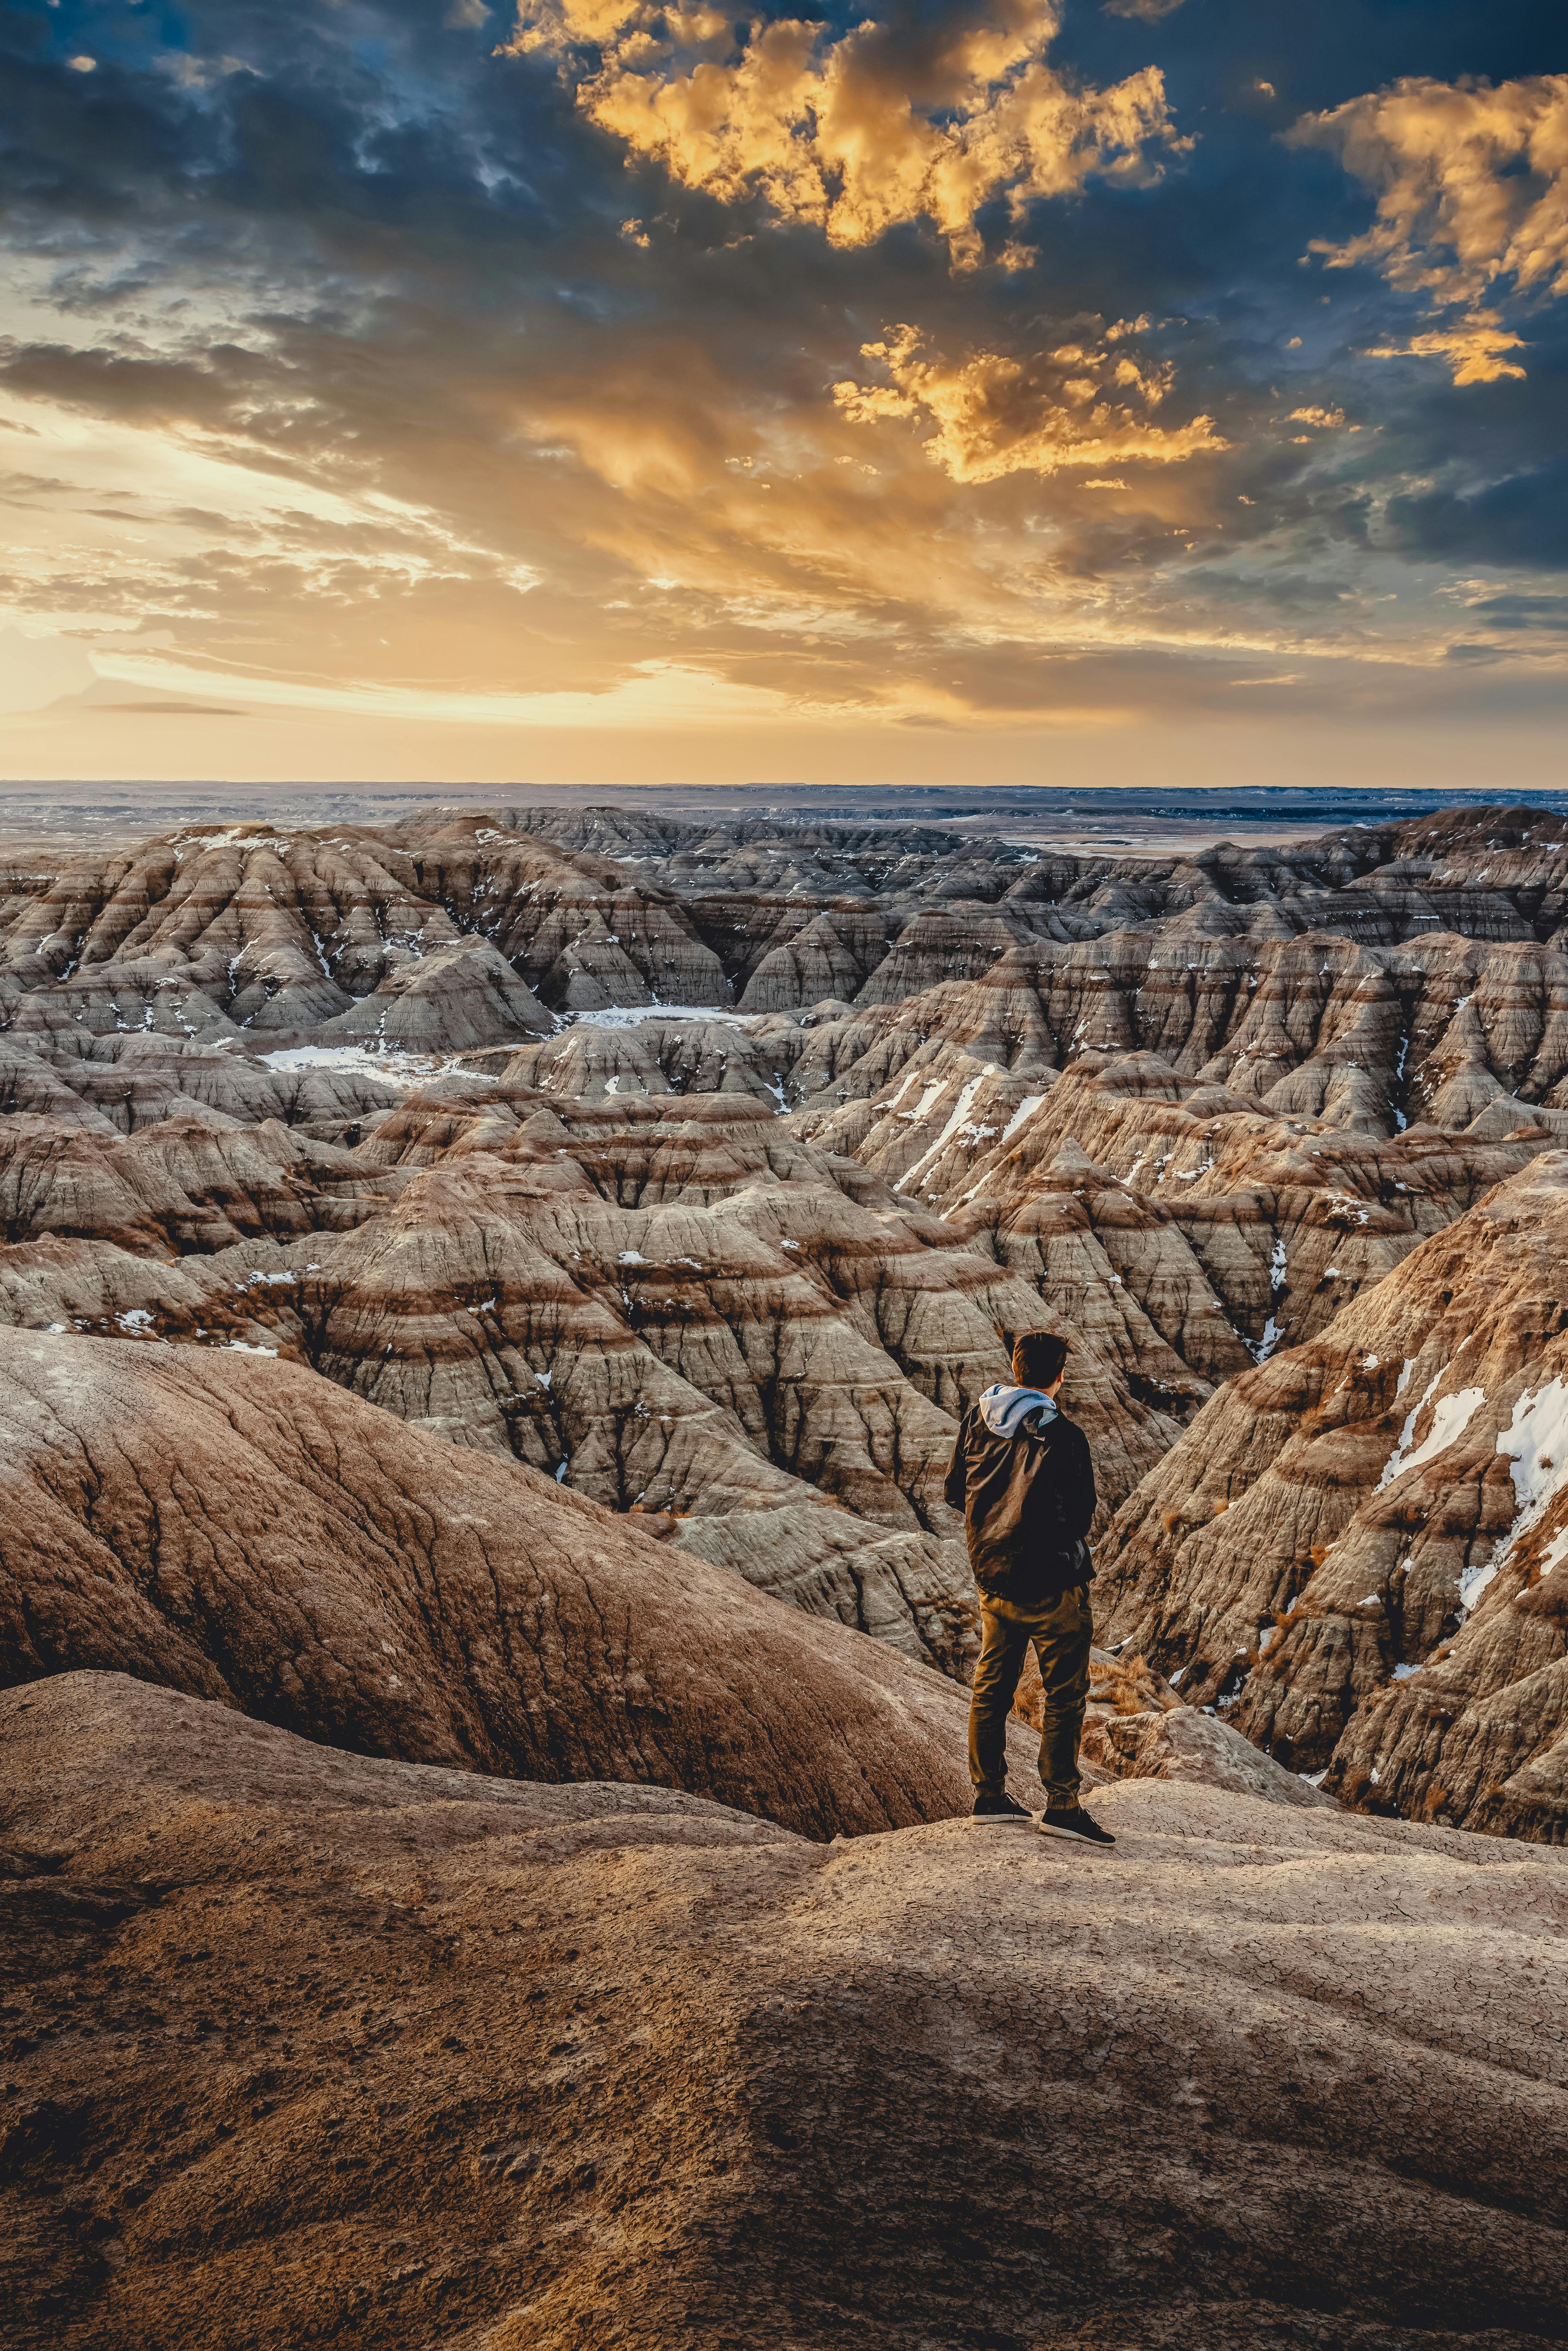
left=1097, top=1151, right=1568, bottom=1840
left=6, top=1672, right=1568, bottom=2350
left=1020, top=1643, right=1334, bottom=1811
left=0, top=1328, right=1038, bottom=1841
left=7, top=800, right=1568, bottom=1829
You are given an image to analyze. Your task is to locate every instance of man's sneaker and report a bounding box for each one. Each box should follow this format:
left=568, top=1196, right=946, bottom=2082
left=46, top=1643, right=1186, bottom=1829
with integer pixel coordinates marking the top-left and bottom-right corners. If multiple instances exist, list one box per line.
left=1038, top=1804, right=1116, bottom=1848
left=972, top=1791, right=1033, bottom=1823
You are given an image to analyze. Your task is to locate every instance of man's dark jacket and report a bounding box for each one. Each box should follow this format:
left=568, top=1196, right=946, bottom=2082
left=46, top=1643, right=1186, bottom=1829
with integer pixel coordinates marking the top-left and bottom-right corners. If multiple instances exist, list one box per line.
left=944, top=1386, right=1097, bottom=1606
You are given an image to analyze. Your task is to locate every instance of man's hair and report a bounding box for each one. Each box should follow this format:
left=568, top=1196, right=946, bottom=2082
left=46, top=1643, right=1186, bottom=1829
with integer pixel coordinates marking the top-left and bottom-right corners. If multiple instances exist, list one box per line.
left=1013, top=1330, right=1069, bottom=1391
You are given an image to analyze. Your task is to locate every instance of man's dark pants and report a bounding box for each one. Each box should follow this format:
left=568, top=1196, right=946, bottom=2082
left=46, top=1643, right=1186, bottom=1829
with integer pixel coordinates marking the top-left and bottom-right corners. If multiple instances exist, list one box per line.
left=967, top=1583, right=1093, bottom=1808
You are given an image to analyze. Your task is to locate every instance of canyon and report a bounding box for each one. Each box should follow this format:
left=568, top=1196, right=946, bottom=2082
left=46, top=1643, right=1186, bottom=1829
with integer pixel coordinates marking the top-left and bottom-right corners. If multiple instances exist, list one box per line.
left=5, top=796, right=1568, bottom=1818
left=6, top=795, right=1568, bottom=2343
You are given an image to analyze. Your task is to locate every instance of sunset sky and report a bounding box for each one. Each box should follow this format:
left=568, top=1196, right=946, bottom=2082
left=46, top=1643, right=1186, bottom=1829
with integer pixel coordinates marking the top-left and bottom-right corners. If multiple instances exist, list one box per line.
left=1, top=0, right=1566, bottom=786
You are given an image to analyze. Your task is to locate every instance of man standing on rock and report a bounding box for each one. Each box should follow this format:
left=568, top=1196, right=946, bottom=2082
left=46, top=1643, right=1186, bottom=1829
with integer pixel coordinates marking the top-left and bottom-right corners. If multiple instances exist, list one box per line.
left=944, top=1330, right=1115, bottom=1847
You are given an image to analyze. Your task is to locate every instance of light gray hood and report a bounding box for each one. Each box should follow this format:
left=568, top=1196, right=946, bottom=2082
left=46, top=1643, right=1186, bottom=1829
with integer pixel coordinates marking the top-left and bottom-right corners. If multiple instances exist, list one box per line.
left=977, top=1383, right=1057, bottom=1439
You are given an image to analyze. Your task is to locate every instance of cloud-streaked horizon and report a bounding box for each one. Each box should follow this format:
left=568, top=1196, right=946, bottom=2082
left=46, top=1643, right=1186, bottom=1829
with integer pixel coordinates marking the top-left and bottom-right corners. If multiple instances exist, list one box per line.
left=1, top=0, right=1566, bottom=783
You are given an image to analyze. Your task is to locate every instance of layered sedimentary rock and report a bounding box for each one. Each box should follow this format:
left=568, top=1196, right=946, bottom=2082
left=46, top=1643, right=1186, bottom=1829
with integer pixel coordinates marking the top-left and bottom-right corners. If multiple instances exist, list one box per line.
left=0, top=1327, right=1033, bottom=1837
left=9, top=801, right=1568, bottom=1826
left=0, top=1070, right=1201, bottom=1666
left=801, top=1047, right=1546, bottom=1394
left=489, top=797, right=1568, bottom=947
left=0, top=1113, right=399, bottom=1252
left=0, top=819, right=729, bottom=1048
left=784, top=926, right=1568, bottom=1145
left=495, top=1011, right=804, bottom=1104
left=6, top=1672, right=1568, bottom=2350
left=1096, top=1153, right=1568, bottom=1838
left=11, top=806, right=1568, bottom=1133
left=0, top=1033, right=406, bottom=1135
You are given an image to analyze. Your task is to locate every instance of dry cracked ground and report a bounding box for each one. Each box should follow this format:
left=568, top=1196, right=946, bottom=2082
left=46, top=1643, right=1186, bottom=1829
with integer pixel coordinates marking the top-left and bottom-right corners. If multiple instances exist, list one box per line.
left=6, top=798, right=1568, bottom=2344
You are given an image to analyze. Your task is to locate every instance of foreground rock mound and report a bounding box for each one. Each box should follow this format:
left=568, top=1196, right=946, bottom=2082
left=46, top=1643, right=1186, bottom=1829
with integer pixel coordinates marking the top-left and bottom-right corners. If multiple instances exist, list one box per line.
left=0, top=1329, right=1006, bottom=1840
left=5, top=1674, right=1566, bottom=2349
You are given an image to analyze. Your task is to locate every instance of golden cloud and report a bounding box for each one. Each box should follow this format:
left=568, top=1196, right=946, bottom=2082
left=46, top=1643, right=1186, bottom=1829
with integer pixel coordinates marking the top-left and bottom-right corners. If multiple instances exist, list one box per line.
left=832, top=323, right=1226, bottom=482
left=500, top=0, right=1185, bottom=267
left=1291, top=73, right=1568, bottom=380
left=1362, top=314, right=1527, bottom=385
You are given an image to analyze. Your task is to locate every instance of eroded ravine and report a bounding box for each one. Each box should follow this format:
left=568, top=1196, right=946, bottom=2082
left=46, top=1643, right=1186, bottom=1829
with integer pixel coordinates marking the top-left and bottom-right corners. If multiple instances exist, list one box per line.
left=5, top=799, right=1568, bottom=1833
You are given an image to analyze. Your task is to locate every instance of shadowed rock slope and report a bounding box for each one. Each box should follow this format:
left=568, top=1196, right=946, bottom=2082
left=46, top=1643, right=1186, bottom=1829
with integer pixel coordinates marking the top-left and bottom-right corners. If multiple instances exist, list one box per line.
left=5, top=1672, right=1567, bottom=2350
left=0, top=1327, right=1020, bottom=1841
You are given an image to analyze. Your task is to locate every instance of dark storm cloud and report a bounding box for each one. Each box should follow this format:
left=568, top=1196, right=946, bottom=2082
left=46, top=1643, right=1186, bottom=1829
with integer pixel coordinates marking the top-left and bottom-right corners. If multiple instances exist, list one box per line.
left=1468, top=595, right=1568, bottom=632
left=1387, top=460, right=1568, bottom=572
left=1, top=0, right=1566, bottom=735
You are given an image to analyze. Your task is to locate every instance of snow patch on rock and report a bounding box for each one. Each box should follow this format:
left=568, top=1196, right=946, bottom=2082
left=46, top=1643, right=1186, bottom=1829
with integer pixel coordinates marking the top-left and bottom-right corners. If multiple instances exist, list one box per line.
left=895, top=1071, right=991, bottom=1195
left=1379, top=1382, right=1486, bottom=1492
left=1000, top=1093, right=1050, bottom=1146
left=565, top=1004, right=757, bottom=1030
left=1462, top=1379, right=1568, bottom=1613
left=259, top=1045, right=494, bottom=1089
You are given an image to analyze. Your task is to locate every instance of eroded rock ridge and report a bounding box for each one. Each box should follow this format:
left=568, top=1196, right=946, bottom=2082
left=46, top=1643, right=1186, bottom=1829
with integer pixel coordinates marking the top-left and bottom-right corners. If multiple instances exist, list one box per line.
left=6, top=800, right=1568, bottom=1832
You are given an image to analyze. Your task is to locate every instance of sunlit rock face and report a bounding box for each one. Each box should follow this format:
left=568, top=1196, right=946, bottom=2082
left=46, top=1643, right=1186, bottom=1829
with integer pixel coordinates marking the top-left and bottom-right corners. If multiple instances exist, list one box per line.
left=6, top=798, right=1568, bottom=1831
left=830, top=1050, right=1550, bottom=1362
left=0, top=819, right=724, bottom=1035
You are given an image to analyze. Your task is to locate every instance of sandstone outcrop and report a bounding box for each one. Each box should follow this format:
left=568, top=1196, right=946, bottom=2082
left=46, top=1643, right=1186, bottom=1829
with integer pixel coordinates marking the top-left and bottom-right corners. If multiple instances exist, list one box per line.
left=479, top=797, right=1568, bottom=948
left=0, top=820, right=729, bottom=1046
left=0, top=1034, right=406, bottom=1135
left=1009, top=1644, right=1334, bottom=1810
left=11, top=808, right=1568, bottom=1132
left=312, top=936, right=550, bottom=1050
left=495, top=1011, right=802, bottom=1104
left=806, top=1043, right=1553, bottom=1368
left=1082, top=1700, right=1338, bottom=1808
left=6, top=1671, right=1567, bottom=2349
left=0, top=1113, right=398, bottom=1253
left=783, top=926, right=1568, bottom=1146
